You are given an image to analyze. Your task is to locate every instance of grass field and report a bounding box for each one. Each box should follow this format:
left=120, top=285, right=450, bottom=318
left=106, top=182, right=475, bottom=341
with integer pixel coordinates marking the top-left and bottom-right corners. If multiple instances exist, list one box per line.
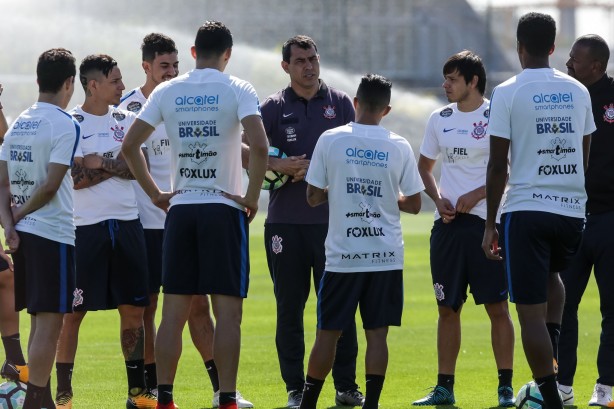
left=16, top=212, right=601, bottom=408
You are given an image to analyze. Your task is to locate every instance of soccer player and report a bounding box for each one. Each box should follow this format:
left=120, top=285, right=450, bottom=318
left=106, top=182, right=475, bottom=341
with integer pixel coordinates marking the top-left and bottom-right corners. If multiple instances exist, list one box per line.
left=0, top=48, right=79, bottom=409
left=298, top=73, right=423, bottom=409
left=0, top=83, right=28, bottom=385
left=118, top=32, right=253, bottom=408
left=482, top=12, right=595, bottom=409
left=558, top=34, right=614, bottom=406
left=243, top=34, right=363, bottom=408
left=121, top=21, right=268, bottom=409
left=54, top=54, right=155, bottom=409
left=412, top=51, right=516, bottom=407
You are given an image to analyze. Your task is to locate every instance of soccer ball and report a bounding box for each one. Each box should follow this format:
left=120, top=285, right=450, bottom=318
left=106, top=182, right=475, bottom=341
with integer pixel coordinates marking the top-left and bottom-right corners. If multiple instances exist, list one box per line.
left=516, top=381, right=543, bottom=408
left=261, top=146, right=289, bottom=190
left=0, top=381, right=26, bottom=409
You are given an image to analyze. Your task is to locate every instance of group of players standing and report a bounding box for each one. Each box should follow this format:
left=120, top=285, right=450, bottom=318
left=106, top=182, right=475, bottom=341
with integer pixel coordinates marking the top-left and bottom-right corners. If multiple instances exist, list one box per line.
left=0, top=10, right=611, bottom=409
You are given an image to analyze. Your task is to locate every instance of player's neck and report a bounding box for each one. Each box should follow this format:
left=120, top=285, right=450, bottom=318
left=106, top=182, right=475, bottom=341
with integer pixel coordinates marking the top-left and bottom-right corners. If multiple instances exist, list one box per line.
left=456, top=94, right=484, bottom=113
left=38, top=92, right=65, bottom=109
left=140, top=81, right=156, bottom=99
left=81, top=98, right=110, bottom=116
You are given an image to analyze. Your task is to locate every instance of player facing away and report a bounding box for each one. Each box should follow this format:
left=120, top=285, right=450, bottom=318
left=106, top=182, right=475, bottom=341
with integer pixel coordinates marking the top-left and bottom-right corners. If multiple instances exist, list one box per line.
left=557, top=34, right=614, bottom=407
left=0, top=82, right=28, bottom=386
left=242, top=34, right=363, bottom=408
left=483, top=12, right=595, bottom=409
left=298, top=74, right=424, bottom=409
left=118, top=32, right=252, bottom=408
left=0, top=48, right=79, bottom=409
left=121, top=21, right=268, bottom=409
left=54, top=54, right=155, bottom=409
left=413, top=51, right=515, bottom=407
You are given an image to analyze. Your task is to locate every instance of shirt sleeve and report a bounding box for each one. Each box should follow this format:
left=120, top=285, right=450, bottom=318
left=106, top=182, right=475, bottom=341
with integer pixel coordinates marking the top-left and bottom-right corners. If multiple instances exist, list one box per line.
left=236, top=81, right=261, bottom=121
left=50, top=117, right=80, bottom=166
left=137, top=87, right=164, bottom=128
left=486, top=86, right=512, bottom=139
left=419, top=111, right=441, bottom=159
left=399, top=142, right=425, bottom=196
left=583, top=90, right=597, bottom=135
left=305, top=132, right=329, bottom=189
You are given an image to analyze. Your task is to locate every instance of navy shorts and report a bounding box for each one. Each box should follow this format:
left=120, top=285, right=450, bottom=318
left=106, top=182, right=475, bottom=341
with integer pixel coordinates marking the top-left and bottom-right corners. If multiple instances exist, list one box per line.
left=144, top=229, right=163, bottom=294
left=13, top=231, right=76, bottom=314
left=430, top=213, right=508, bottom=311
left=500, top=211, right=584, bottom=304
left=162, top=203, right=249, bottom=297
left=74, top=219, right=149, bottom=311
left=317, top=269, right=403, bottom=330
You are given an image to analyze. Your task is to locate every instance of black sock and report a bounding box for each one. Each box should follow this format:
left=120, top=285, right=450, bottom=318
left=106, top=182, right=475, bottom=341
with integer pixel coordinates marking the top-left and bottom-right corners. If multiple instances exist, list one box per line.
left=205, top=359, right=220, bottom=392
left=219, top=391, right=237, bottom=406
left=498, top=369, right=513, bottom=388
left=364, top=374, right=385, bottom=409
left=299, top=375, right=324, bottom=409
left=437, top=374, right=455, bottom=393
left=535, top=374, right=563, bottom=409
left=23, top=382, right=45, bottom=409
left=158, top=384, right=173, bottom=404
left=42, top=378, right=55, bottom=409
left=56, top=362, right=74, bottom=393
left=125, top=359, right=145, bottom=394
left=144, top=363, right=157, bottom=390
left=547, top=322, right=561, bottom=366
left=2, top=334, right=26, bottom=365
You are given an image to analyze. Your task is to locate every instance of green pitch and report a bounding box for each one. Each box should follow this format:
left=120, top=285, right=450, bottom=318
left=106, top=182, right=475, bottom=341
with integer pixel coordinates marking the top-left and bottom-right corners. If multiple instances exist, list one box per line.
left=18, top=213, right=600, bottom=408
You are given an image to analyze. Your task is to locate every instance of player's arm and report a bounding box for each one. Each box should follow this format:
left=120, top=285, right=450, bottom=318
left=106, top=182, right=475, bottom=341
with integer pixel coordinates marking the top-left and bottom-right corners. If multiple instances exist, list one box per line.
left=225, top=115, right=268, bottom=222
left=71, top=157, right=113, bottom=190
left=0, top=161, right=18, bottom=254
left=12, top=162, right=69, bottom=224
left=456, top=185, right=486, bottom=214
left=81, top=148, right=148, bottom=180
left=306, top=184, right=327, bottom=207
left=242, top=135, right=309, bottom=182
left=398, top=192, right=421, bottom=214
left=482, top=135, right=509, bottom=260
left=417, top=154, right=455, bottom=221
left=582, top=134, right=591, bottom=172
left=122, top=118, right=173, bottom=211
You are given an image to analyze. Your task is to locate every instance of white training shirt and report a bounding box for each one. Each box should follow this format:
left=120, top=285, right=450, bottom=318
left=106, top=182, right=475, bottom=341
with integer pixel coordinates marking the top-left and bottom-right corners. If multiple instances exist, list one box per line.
left=137, top=68, right=261, bottom=211
left=488, top=68, right=596, bottom=217
left=421, top=100, right=491, bottom=220
left=118, top=88, right=170, bottom=229
left=70, top=106, right=139, bottom=225
left=306, top=122, right=424, bottom=273
left=0, top=102, right=79, bottom=245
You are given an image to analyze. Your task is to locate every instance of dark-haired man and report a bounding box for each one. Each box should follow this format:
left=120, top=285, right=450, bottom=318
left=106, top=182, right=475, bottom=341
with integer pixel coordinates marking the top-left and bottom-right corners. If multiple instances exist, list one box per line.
left=298, top=73, right=423, bottom=409
left=483, top=12, right=595, bottom=409
left=0, top=48, right=79, bottom=409
left=243, top=34, right=362, bottom=409
left=119, top=32, right=253, bottom=408
left=558, top=34, right=614, bottom=407
left=54, top=54, right=154, bottom=409
left=122, top=21, right=268, bottom=409
left=413, top=50, right=515, bottom=407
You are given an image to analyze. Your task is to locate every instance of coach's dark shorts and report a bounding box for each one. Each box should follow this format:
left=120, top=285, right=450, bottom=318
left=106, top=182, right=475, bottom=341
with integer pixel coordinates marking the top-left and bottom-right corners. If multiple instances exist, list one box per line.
left=162, top=203, right=249, bottom=297
left=74, top=219, right=149, bottom=311
left=317, top=269, right=403, bottom=330
left=430, top=213, right=507, bottom=311
left=13, top=231, right=75, bottom=314
left=500, top=211, right=584, bottom=304
left=144, top=228, right=163, bottom=295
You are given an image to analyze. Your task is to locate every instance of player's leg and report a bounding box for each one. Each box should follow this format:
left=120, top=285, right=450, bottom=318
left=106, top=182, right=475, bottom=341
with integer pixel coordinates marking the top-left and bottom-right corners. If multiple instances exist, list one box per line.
left=188, top=295, right=217, bottom=389
left=363, top=327, right=388, bottom=409
left=55, top=311, right=86, bottom=408
left=0, top=259, right=27, bottom=382
left=265, top=223, right=313, bottom=404
left=484, top=301, right=515, bottom=406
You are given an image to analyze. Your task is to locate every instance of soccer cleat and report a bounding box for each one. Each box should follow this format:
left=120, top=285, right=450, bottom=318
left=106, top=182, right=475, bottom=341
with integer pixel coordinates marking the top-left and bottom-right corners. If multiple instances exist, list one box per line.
left=212, top=390, right=254, bottom=408
left=286, top=390, right=302, bottom=408
left=55, top=389, right=73, bottom=409
left=497, top=386, right=515, bottom=407
left=335, top=389, right=365, bottom=406
left=0, top=360, right=28, bottom=383
left=589, top=383, right=612, bottom=406
left=127, top=388, right=158, bottom=409
left=558, top=384, right=574, bottom=405
left=412, top=385, right=455, bottom=406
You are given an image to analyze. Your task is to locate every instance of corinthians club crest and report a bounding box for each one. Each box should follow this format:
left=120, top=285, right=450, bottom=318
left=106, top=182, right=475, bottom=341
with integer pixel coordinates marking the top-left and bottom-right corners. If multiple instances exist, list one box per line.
left=604, top=103, right=614, bottom=124
left=323, top=105, right=336, bottom=119
left=471, top=121, right=488, bottom=140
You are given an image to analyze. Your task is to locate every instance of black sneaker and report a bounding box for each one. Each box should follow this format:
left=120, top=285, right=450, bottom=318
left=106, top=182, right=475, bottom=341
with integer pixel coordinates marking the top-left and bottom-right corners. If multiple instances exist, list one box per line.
left=0, top=360, right=28, bottom=383
left=287, top=390, right=303, bottom=408
left=413, top=385, right=455, bottom=406
left=335, top=389, right=365, bottom=406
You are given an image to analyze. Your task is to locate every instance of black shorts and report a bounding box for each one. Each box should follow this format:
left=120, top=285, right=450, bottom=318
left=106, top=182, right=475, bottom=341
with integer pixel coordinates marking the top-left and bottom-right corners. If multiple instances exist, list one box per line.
left=74, top=219, right=149, bottom=311
left=162, top=203, right=249, bottom=297
left=13, top=231, right=76, bottom=314
left=500, top=211, right=584, bottom=304
left=317, top=270, right=403, bottom=330
left=144, top=229, right=163, bottom=295
left=430, top=213, right=507, bottom=311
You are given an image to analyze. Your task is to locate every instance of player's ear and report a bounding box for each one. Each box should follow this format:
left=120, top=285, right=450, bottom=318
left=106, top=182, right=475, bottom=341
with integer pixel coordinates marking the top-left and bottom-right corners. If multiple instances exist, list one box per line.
left=142, top=61, right=150, bottom=75
left=382, top=105, right=392, bottom=117
left=548, top=44, right=555, bottom=56
left=353, top=96, right=359, bottom=110
left=190, top=46, right=197, bottom=60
